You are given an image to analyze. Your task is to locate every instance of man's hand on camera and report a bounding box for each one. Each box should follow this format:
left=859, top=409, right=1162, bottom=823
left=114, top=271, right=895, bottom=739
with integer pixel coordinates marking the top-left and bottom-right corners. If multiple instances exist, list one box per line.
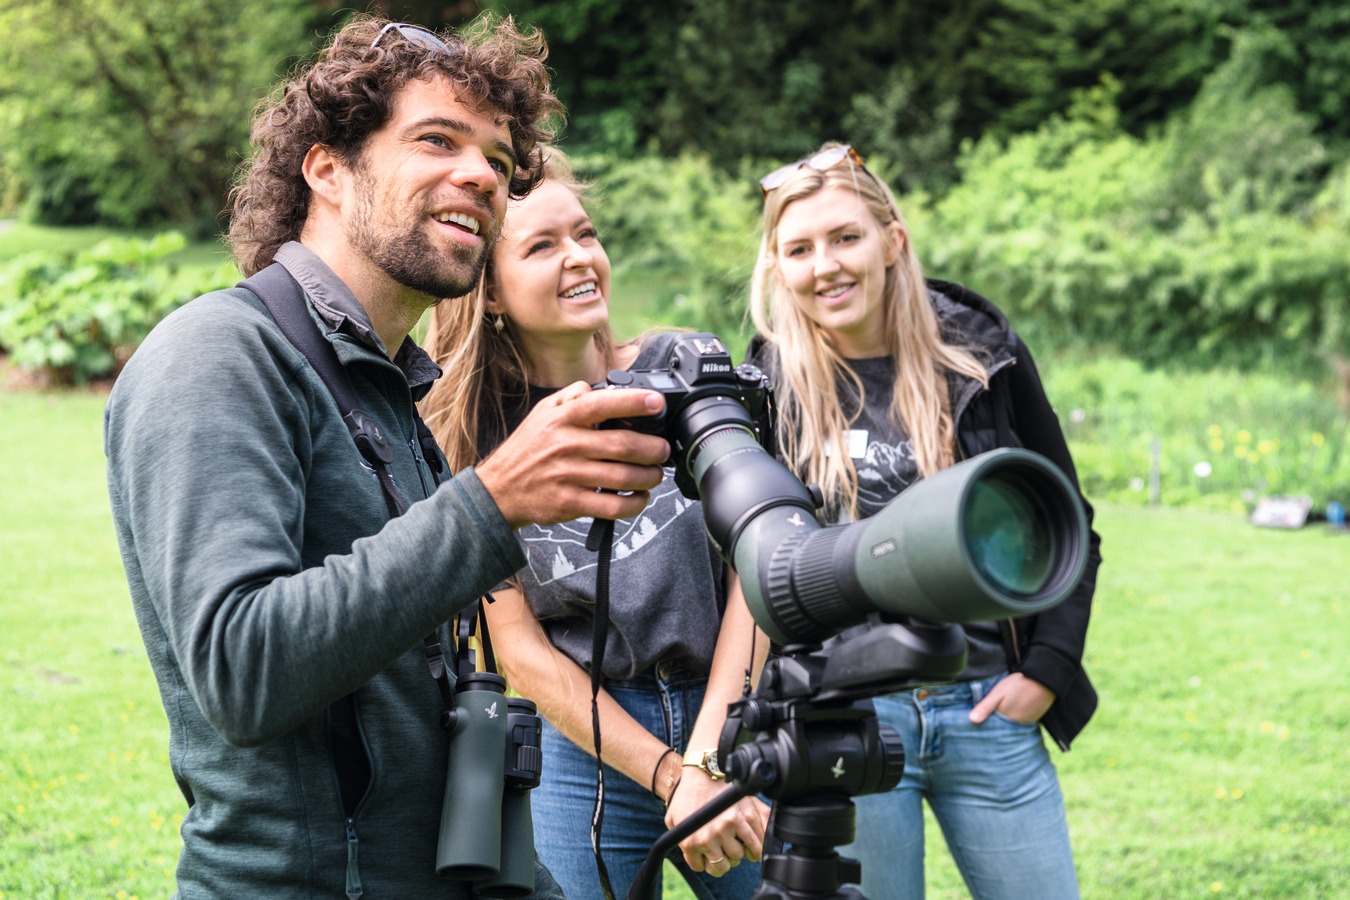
left=477, top=381, right=669, bottom=528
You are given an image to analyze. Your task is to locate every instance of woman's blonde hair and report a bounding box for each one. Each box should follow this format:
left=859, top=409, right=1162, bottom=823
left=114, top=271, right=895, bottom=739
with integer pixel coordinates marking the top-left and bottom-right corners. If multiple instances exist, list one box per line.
left=748, top=143, right=988, bottom=520
left=419, top=147, right=620, bottom=472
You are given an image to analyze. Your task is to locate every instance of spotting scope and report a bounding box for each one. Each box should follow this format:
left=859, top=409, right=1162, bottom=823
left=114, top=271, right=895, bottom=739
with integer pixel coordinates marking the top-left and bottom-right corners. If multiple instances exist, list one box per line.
left=599, top=332, right=1088, bottom=644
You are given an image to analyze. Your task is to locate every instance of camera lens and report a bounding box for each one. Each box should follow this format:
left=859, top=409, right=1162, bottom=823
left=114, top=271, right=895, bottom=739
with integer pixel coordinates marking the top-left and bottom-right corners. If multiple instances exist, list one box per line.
left=963, top=474, right=1055, bottom=597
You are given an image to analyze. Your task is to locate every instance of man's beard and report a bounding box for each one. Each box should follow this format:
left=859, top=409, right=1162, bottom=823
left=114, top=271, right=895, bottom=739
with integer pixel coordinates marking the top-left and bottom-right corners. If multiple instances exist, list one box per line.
left=348, top=176, right=496, bottom=299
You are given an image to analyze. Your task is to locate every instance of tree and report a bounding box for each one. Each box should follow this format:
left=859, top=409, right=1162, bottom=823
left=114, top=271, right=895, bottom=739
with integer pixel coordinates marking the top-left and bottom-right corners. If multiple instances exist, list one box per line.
left=0, top=0, right=324, bottom=236
left=484, top=0, right=1219, bottom=179
left=959, top=0, right=1217, bottom=139
left=1199, top=0, right=1350, bottom=150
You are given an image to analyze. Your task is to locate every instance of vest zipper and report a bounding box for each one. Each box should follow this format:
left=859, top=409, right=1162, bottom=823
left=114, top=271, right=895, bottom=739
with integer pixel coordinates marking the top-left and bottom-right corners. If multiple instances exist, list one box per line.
left=345, top=817, right=363, bottom=898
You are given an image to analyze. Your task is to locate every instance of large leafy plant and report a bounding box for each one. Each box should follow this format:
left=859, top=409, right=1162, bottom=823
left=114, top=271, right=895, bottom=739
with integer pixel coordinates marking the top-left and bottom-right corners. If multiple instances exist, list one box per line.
left=0, top=232, right=234, bottom=384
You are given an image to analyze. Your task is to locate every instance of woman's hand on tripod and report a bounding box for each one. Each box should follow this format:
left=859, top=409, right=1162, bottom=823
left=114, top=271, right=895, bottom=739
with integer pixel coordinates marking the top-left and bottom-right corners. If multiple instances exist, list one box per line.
left=665, top=774, right=770, bottom=876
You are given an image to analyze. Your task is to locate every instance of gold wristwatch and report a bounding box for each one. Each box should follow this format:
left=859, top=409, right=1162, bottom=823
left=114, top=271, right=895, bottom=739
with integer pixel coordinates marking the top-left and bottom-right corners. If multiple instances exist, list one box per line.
left=683, top=747, right=725, bottom=781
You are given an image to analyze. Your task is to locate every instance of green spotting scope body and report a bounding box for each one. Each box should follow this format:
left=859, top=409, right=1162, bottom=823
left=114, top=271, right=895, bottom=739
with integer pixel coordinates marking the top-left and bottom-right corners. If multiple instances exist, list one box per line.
left=689, top=433, right=1087, bottom=645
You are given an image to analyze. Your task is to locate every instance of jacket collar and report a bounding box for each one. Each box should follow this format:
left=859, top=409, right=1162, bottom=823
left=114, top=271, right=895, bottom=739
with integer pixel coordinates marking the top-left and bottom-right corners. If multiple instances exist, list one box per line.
left=274, top=241, right=442, bottom=397
left=927, top=279, right=1017, bottom=423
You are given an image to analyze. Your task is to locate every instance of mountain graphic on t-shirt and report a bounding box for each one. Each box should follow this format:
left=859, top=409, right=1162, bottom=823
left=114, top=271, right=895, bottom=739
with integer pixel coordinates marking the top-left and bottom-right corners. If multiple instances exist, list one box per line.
left=856, top=439, right=917, bottom=518
left=522, top=473, right=695, bottom=586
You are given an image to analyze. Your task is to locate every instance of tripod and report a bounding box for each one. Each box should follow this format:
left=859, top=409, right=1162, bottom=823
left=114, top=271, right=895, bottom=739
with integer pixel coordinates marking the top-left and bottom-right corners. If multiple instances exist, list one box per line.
left=751, top=797, right=864, bottom=899
left=627, top=618, right=968, bottom=900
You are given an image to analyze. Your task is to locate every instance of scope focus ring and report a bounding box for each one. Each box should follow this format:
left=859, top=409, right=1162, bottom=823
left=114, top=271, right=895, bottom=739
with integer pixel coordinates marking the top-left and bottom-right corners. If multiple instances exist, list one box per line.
left=764, top=527, right=854, bottom=643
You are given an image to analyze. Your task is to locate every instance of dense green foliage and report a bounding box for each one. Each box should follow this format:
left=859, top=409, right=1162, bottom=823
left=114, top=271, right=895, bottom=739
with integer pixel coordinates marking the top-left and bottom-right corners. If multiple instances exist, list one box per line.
left=576, top=153, right=761, bottom=340
left=483, top=0, right=1220, bottom=186
left=0, top=0, right=327, bottom=236
left=2, top=0, right=1348, bottom=392
left=0, top=234, right=235, bottom=383
left=918, top=42, right=1350, bottom=375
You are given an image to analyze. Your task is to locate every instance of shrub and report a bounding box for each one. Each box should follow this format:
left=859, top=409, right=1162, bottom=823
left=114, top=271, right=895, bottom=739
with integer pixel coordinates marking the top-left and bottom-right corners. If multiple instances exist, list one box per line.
left=1044, top=352, right=1350, bottom=513
left=918, top=59, right=1350, bottom=379
left=0, top=232, right=235, bottom=384
left=574, top=152, right=761, bottom=341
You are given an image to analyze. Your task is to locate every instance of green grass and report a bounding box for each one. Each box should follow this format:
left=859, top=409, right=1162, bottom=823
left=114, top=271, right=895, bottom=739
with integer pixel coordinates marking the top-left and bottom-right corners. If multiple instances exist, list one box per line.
left=0, top=220, right=232, bottom=271
left=0, top=390, right=183, bottom=898
left=2, top=388, right=1345, bottom=898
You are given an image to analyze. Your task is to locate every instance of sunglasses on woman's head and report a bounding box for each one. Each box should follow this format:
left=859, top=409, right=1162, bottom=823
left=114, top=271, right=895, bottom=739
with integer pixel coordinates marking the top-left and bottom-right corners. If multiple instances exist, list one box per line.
left=759, top=145, right=867, bottom=196
left=371, top=22, right=449, bottom=51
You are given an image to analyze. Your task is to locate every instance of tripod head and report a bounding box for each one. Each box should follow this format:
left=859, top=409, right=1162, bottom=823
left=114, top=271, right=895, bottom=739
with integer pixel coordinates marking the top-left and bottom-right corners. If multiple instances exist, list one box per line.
left=720, top=620, right=969, bottom=898
left=626, top=619, right=970, bottom=900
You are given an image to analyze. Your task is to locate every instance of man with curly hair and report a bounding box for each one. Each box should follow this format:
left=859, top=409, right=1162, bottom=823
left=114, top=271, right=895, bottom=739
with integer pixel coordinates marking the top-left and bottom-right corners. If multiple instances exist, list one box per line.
left=105, top=15, right=669, bottom=898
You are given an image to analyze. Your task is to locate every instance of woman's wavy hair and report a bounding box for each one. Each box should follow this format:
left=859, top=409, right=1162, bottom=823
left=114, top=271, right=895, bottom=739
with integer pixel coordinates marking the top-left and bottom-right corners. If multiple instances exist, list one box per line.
left=418, top=148, right=621, bottom=474
left=227, top=13, right=562, bottom=276
left=749, top=142, right=989, bottom=521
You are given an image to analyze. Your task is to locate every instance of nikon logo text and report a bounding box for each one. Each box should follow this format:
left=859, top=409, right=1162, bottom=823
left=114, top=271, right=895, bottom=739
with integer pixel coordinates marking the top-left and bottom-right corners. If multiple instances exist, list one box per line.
left=701, top=363, right=732, bottom=374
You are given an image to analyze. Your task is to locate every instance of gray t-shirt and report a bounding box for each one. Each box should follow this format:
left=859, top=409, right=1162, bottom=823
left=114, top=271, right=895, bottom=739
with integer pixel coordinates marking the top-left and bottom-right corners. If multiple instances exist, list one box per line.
left=485, top=340, right=724, bottom=682
left=835, top=356, right=1006, bottom=682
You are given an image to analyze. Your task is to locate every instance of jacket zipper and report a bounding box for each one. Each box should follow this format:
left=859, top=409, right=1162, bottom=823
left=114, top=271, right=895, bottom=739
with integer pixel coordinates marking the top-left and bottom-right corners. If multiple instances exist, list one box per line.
left=1006, top=617, right=1023, bottom=667
left=408, top=434, right=436, bottom=498
left=345, top=817, right=363, bottom=899
left=329, top=697, right=374, bottom=898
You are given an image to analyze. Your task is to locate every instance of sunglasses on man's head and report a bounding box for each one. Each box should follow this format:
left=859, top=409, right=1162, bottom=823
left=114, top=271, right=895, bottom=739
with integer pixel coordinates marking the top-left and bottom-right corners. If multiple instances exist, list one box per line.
left=370, top=22, right=450, bottom=51
left=759, top=145, right=867, bottom=196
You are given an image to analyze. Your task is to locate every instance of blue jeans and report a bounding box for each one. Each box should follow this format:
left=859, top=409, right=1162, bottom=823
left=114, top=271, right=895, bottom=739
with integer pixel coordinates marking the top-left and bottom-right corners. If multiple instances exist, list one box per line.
left=844, top=673, right=1079, bottom=900
left=531, top=664, right=762, bottom=900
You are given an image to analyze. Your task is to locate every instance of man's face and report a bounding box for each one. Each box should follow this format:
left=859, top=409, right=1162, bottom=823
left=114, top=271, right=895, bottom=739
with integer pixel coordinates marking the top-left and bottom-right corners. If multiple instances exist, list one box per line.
left=345, top=76, right=515, bottom=300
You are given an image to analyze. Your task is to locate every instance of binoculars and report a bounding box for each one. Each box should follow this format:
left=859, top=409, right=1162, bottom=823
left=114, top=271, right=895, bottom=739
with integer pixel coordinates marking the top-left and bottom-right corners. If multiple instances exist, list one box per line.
left=435, top=624, right=543, bottom=897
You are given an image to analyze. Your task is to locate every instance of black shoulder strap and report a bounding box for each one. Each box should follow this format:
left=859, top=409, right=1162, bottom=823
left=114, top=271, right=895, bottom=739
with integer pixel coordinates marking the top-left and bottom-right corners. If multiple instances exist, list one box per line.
left=238, top=263, right=455, bottom=719
left=239, top=264, right=405, bottom=511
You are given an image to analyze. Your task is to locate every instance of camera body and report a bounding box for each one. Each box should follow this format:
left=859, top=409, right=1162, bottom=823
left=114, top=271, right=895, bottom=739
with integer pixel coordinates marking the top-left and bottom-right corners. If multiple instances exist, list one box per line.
left=596, top=333, right=776, bottom=499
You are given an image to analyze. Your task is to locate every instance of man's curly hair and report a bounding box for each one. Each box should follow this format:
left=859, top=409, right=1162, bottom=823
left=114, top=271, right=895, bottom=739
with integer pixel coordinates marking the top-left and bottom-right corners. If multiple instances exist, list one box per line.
left=227, top=14, right=562, bottom=276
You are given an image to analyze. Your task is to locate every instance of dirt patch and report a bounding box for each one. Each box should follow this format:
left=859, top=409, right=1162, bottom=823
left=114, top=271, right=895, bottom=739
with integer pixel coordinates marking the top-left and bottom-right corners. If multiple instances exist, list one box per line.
left=35, top=666, right=81, bottom=686
left=0, top=353, right=116, bottom=394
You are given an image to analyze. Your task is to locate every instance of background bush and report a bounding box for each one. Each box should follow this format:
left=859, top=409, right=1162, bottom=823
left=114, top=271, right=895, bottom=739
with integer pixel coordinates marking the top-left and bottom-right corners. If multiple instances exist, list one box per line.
left=0, top=233, right=235, bottom=384
left=576, top=153, right=761, bottom=341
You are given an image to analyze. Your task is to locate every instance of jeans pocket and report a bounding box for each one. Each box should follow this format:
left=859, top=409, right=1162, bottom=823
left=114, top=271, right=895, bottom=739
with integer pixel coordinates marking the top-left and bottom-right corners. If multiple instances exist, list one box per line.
left=989, top=710, right=1041, bottom=728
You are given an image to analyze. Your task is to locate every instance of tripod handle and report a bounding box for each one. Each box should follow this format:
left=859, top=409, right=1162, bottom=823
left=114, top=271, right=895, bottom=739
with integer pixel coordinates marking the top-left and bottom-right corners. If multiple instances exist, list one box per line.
left=625, top=778, right=757, bottom=900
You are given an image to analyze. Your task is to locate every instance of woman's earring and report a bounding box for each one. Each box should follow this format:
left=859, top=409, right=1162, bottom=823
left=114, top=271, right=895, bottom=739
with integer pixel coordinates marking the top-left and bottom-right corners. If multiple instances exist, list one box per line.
left=494, top=314, right=505, bottom=332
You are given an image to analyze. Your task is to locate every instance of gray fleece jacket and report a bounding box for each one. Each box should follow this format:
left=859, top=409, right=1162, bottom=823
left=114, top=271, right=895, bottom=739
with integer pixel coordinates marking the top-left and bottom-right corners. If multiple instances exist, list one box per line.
left=104, top=245, right=559, bottom=898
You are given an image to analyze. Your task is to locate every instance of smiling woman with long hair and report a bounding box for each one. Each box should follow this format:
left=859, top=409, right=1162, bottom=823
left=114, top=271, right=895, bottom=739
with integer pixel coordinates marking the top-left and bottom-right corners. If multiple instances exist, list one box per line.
left=420, top=149, right=770, bottom=900
left=747, top=141, right=1104, bottom=900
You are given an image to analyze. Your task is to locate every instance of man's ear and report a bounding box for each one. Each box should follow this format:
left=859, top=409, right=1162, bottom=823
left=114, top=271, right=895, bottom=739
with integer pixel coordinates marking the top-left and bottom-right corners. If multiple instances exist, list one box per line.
left=302, top=144, right=346, bottom=208
left=883, top=220, right=908, bottom=268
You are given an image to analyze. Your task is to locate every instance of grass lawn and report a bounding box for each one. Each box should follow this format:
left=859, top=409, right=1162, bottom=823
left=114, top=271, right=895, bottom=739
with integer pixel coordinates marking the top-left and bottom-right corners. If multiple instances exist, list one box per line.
left=2, top=385, right=1347, bottom=898
left=0, top=221, right=232, bottom=270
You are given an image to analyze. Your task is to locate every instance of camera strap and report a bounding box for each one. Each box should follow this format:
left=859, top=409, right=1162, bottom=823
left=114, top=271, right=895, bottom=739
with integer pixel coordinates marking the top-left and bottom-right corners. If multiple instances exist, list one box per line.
left=452, top=594, right=499, bottom=680
left=239, top=263, right=455, bottom=715
left=584, top=516, right=620, bottom=900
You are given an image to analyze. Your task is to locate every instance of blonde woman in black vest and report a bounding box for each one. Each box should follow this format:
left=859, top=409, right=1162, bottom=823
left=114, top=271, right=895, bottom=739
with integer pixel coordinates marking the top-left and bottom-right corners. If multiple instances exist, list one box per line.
left=746, top=142, right=1102, bottom=900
